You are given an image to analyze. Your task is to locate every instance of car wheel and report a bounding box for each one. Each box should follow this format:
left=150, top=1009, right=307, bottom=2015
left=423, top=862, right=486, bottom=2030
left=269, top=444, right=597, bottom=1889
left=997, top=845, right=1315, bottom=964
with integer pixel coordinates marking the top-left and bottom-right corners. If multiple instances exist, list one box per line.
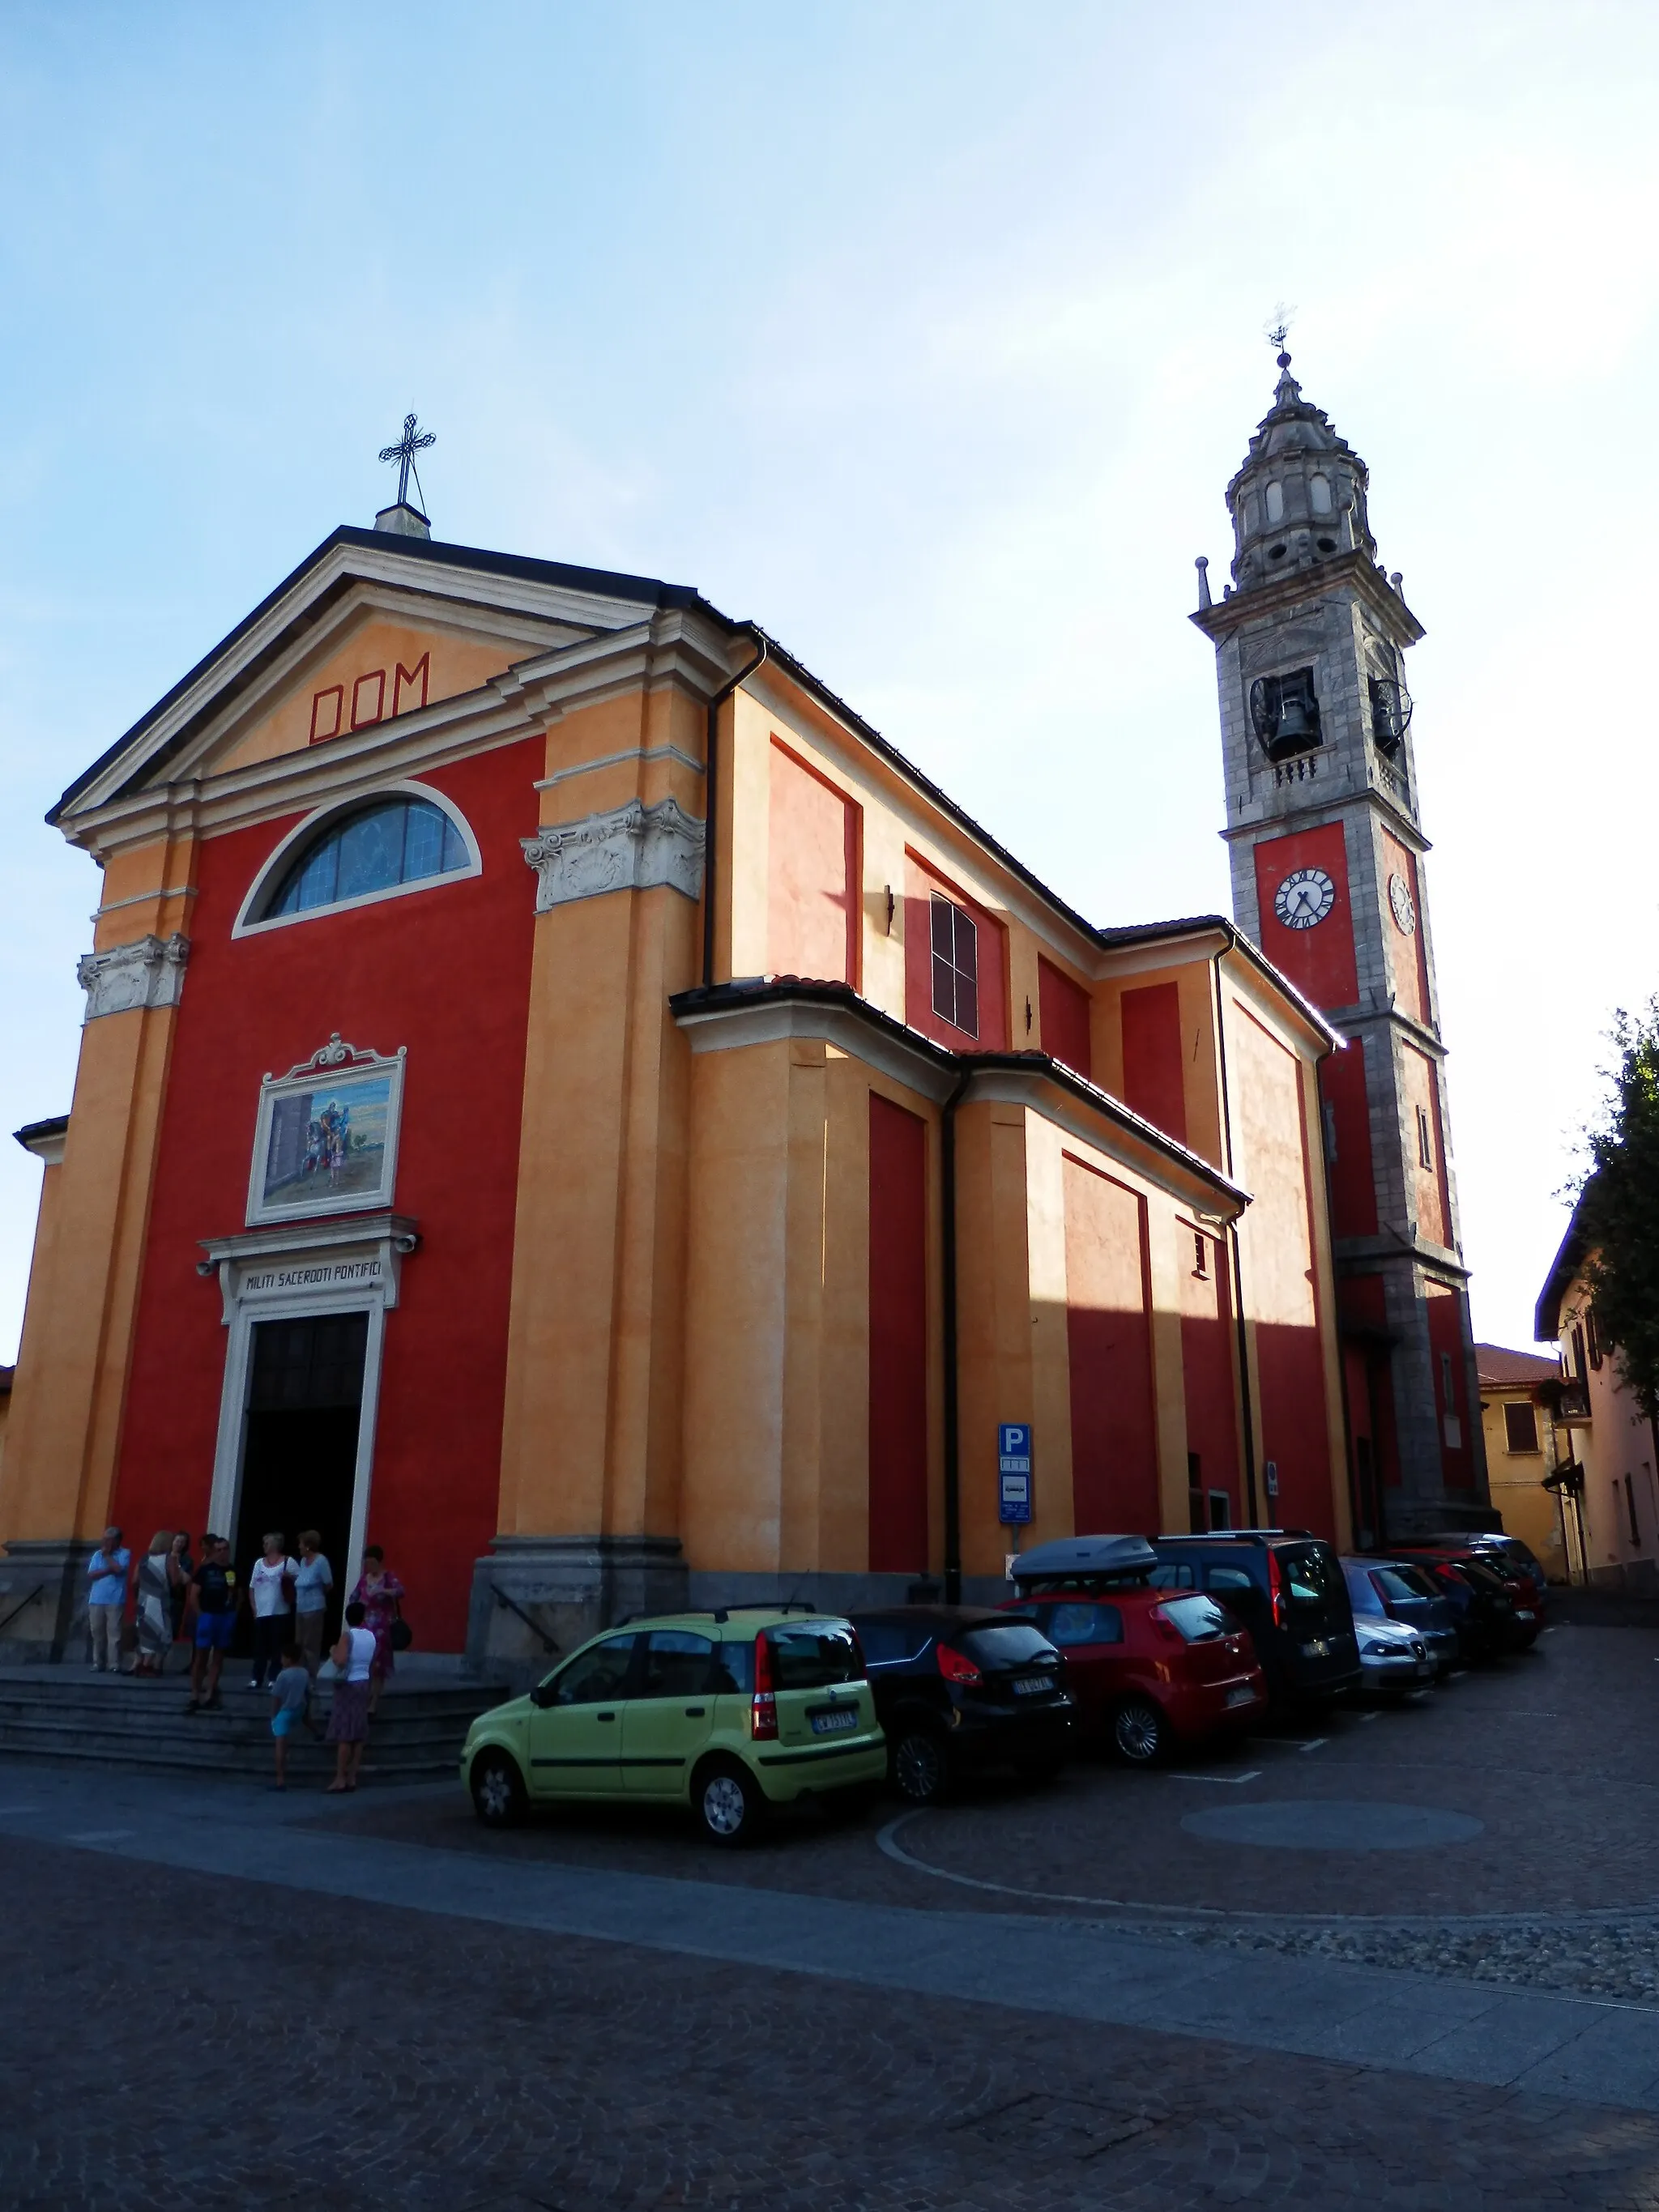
left=470, top=1750, right=527, bottom=1829
left=891, top=1727, right=949, bottom=1805
left=1112, top=1698, right=1168, bottom=1766
left=694, top=1758, right=766, bottom=1848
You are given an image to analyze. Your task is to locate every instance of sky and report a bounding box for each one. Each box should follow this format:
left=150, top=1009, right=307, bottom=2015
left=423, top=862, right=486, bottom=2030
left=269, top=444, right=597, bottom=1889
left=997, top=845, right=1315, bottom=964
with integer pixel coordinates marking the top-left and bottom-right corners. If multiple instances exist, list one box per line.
left=2, top=1, right=1657, bottom=1366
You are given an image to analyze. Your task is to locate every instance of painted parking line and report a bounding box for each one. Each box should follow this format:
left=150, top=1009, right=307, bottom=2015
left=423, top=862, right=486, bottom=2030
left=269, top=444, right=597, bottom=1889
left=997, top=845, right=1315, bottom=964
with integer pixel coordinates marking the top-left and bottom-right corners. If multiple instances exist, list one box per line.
left=1167, top=1770, right=1263, bottom=1785
left=66, top=1828, right=135, bottom=1846
left=1357, top=1711, right=1380, bottom=1724
left=1299, top=1738, right=1328, bottom=1754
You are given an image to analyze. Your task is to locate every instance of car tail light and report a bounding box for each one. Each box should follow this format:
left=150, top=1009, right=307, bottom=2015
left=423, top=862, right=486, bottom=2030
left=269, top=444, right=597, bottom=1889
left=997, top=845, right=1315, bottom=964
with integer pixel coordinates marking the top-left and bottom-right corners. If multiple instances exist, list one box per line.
left=751, top=1630, right=778, bottom=1740
left=936, top=1643, right=982, bottom=1685
left=846, top=1629, right=868, bottom=1681
left=1267, top=1550, right=1288, bottom=1630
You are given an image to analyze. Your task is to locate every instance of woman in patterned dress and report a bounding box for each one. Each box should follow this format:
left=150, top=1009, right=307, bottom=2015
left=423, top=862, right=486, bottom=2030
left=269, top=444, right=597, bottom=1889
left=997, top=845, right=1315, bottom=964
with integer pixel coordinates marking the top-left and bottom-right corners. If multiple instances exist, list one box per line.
left=349, top=1545, right=405, bottom=1715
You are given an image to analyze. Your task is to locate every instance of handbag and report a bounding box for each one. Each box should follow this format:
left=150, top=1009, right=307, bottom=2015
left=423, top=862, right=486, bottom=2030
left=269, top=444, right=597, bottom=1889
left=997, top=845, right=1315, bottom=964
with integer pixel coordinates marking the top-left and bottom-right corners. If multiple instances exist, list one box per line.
left=389, top=1597, right=413, bottom=1652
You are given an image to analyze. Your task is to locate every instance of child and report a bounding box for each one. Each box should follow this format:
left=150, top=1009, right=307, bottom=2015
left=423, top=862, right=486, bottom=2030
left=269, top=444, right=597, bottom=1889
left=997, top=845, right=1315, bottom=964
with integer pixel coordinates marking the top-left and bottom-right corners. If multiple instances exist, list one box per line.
left=268, top=1642, right=311, bottom=1790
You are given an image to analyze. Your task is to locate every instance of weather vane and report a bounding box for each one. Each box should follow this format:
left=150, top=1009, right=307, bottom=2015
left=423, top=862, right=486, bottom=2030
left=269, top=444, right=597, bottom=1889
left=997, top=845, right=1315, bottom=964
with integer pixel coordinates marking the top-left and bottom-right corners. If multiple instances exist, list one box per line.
left=378, top=412, right=436, bottom=510
left=1265, top=303, right=1295, bottom=369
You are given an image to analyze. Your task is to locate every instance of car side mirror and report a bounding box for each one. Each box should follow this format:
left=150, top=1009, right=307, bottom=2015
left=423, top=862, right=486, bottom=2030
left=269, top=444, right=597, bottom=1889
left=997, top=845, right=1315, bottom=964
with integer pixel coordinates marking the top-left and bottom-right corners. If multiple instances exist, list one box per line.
left=531, top=1680, right=557, bottom=1709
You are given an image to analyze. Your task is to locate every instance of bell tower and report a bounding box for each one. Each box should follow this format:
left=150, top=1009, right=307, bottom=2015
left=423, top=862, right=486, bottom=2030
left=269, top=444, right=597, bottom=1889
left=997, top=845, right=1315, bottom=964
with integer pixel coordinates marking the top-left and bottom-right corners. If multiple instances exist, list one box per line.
left=1192, top=346, right=1491, bottom=1542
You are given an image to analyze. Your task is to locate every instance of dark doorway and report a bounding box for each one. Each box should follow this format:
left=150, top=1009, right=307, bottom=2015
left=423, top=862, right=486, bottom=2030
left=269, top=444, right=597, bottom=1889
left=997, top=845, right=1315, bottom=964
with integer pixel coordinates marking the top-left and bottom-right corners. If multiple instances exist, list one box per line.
left=233, top=1312, right=369, bottom=1649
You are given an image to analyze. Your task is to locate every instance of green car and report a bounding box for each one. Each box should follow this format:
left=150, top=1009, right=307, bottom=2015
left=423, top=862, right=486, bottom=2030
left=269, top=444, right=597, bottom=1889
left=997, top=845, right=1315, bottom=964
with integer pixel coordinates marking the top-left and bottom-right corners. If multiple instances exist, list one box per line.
left=461, top=1607, right=886, bottom=1845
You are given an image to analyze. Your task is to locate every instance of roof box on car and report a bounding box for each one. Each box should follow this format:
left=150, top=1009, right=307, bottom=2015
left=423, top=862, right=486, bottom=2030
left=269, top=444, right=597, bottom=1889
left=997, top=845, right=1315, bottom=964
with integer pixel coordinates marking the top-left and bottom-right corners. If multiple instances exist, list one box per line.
left=1008, top=1534, right=1157, bottom=1583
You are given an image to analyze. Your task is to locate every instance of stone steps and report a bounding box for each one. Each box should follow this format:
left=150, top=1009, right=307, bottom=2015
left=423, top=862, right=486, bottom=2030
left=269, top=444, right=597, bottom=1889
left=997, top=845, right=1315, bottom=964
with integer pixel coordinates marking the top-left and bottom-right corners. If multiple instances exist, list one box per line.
left=0, top=1671, right=509, bottom=1779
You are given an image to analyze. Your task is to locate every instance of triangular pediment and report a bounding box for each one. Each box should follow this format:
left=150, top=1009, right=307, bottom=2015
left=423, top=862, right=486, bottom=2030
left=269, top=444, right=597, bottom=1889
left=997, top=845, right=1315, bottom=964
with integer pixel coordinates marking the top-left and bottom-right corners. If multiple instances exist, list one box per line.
left=53, top=526, right=714, bottom=829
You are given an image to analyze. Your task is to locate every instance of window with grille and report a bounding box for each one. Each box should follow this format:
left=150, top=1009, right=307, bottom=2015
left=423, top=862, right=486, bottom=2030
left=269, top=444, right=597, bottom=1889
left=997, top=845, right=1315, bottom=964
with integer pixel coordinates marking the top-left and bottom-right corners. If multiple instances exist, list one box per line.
left=1586, top=1307, right=1604, bottom=1370
left=1417, top=1105, right=1433, bottom=1169
left=1503, top=1401, right=1540, bottom=1455
left=930, top=894, right=979, bottom=1037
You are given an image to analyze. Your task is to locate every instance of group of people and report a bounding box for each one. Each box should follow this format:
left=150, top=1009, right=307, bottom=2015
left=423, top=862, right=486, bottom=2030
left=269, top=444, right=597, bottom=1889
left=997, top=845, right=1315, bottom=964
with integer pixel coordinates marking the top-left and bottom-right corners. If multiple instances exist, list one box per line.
left=83, top=1524, right=407, bottom=1790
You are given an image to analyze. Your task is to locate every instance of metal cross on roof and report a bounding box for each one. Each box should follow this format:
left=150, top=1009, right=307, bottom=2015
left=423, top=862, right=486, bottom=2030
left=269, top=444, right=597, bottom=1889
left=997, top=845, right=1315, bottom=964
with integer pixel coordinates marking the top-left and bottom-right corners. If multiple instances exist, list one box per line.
left=377, top=413, right=436, bottom=510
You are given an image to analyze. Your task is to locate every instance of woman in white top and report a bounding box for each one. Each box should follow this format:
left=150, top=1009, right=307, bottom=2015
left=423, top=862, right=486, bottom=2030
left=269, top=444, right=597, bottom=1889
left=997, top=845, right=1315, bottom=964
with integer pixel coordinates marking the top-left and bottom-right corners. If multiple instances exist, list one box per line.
left=326, top=1599, right=377, bottom=1792
left=290, top=1530, right=335, bottom=1678
left=247, top=1534, right=298, bottom=1694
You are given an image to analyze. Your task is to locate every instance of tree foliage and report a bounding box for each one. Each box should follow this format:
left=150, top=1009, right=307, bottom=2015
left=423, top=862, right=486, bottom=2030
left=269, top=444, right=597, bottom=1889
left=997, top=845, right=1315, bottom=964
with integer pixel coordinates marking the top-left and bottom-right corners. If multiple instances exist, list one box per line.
left=1580, top=999, right=1659, bottom=1420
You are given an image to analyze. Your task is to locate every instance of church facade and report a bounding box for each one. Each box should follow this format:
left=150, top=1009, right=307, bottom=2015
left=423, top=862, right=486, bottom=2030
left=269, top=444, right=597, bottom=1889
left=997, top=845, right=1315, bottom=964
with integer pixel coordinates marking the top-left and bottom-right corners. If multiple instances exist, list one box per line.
left=1193, top=352, right=1491, bottom=1541
left=3, top=457, right=1354, bottom=1672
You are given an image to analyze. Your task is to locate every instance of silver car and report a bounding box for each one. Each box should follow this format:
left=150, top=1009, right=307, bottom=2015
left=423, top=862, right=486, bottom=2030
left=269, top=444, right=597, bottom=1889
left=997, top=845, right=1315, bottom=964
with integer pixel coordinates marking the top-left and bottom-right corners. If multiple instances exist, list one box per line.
left=1354, top=1613, right=1434, bottom=1696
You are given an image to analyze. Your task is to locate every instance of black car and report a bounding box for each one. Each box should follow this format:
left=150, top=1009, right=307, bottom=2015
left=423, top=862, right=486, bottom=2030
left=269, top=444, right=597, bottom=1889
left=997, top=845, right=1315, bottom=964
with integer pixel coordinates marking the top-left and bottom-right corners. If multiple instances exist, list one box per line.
left=1147, top=1531, right=1361, bottom=1707
left=846, top=1605, right=1073, bottom=1804
left=1401, top=1550, right=1520, bottom=1657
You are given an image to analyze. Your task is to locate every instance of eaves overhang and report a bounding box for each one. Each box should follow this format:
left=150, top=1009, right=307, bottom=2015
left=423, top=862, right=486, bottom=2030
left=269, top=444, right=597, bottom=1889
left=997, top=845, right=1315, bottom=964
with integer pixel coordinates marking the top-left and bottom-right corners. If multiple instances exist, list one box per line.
left=14, top=1115, right=70, bottom=1165
left=1098, top=914, right=1342, bottom=1054
left=1535, top=1184, right=1594, bottom=1344
left=669, top=977, right=1250, bottom=1216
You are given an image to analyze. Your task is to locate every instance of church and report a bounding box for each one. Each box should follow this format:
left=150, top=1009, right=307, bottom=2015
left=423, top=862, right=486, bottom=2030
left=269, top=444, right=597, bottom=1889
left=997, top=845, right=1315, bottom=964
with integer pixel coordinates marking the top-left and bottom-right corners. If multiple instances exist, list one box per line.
left=0, top=362, right=1486, bottom=1672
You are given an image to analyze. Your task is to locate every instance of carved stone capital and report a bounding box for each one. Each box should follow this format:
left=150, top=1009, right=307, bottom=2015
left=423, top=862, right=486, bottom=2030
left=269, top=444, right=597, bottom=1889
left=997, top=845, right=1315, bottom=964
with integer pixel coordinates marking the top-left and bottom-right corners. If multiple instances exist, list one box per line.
left=76, top=933, right=190, bottom=1022
left=520, top=795, right=705, bottom=911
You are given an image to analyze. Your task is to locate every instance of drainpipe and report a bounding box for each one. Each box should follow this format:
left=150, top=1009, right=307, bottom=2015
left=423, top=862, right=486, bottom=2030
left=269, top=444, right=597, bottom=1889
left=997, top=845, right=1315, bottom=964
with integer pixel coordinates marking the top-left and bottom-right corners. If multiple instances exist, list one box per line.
left=702, top=631, right=769, bottom=988
left=1212, top=951, right=1260, bottom=1530
left=940, top=1068, right=973, bottom=1603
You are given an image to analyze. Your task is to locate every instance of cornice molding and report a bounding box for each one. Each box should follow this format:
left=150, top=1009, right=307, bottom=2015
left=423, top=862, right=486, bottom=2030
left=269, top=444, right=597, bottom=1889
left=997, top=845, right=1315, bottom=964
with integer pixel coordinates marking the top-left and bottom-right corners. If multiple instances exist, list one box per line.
left=76, top=933, right=190, bottom=1022
left=1191, top=551, right=1424, bottom=648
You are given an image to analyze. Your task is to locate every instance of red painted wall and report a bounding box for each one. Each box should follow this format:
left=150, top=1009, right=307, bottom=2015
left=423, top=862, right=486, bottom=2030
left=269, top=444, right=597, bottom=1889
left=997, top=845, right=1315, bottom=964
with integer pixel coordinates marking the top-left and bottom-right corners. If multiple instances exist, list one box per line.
left=1339, top=1273, right=1401, bottom=1490
left=903, top=851, right=1008, bottom=1052
left=1038, top=957, right=1092, bottom=1081
left=1120, top=982, right=1187, bottom=1143
left=1318, top=1038, right=1377, bottom=1238
left=868, top=1094, right=929, bottom=1571
left=112, top=739, right=543, bottom=1652
left=1427, top=1285, right=1476, bottom=1492
left=1380, top=830, right=1431, bottom=1026
left=1181, top=1233, right=1239, bottom=1528
left=1252, top=823, right=1358, bottom=1011
left=767, top=736, right=859, bottom=985
left=1063, top=1154, right=1158, bottom=1535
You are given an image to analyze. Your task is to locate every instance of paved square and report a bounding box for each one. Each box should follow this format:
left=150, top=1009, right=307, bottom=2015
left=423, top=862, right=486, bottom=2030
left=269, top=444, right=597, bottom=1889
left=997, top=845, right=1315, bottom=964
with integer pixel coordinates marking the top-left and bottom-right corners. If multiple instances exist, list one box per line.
left=6, top=1617, right=1659, bottom=2206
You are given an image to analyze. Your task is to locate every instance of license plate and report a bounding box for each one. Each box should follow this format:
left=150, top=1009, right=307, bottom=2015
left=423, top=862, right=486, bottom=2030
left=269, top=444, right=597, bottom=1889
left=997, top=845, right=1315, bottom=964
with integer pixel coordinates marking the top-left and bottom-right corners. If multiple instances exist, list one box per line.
left=1301, top=1638, right=1328, bottom=1658
left=1224, top=1684, right=1256, bottom=1708
left=810, top=1707, right=859, bottom=1734
left=1515, top=1609, right=1535, bottom=1621
left=1012, top=1674, right=1055, bottom=1696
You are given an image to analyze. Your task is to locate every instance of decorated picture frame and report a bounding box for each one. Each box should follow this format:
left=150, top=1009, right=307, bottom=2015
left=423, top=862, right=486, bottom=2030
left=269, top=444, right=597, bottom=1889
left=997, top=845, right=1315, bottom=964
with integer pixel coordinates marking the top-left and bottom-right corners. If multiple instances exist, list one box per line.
left=245, top=1034, right=407, bottom=1227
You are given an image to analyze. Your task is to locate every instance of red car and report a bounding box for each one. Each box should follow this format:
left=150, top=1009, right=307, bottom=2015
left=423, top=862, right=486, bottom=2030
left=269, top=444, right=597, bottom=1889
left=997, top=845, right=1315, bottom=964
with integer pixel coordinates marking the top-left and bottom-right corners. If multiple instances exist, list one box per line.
left=1002, top=1535, right=1267, bottom=1764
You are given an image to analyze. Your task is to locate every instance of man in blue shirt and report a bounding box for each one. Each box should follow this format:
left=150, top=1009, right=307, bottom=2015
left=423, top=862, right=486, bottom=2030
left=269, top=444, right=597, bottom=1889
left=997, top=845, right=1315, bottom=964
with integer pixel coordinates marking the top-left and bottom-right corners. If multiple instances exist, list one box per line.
left=86, top=1526, right=130, bottom=1673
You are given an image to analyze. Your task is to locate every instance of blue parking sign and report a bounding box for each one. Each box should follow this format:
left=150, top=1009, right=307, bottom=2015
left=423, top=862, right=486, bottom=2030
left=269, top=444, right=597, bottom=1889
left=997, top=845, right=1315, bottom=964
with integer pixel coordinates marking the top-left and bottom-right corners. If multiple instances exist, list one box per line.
left=998, top=1422, right=1032, bottom=1524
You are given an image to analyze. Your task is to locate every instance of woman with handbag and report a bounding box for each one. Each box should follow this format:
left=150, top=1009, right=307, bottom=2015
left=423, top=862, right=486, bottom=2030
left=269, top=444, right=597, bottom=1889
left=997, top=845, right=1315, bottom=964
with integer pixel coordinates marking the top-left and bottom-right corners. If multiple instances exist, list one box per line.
left=348, top=1545, right=407, bottom=1715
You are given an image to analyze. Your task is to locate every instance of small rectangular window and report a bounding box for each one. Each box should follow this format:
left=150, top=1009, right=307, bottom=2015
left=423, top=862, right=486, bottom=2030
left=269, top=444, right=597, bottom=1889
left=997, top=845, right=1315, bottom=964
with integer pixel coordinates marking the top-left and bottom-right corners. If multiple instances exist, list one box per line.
left=1208, top=1490, right=1231, bottom=1531
left=1417, top=1105, right=1433, bottom=1169
left=1586, top=1307, right=1604, bottom=1370
left=1322, top=1099, right=1339, bottom=1162
left=929, top=894, right=979, bottom=1038
left=1192, top=1233, right=1209, bottom=1280
left=1627, top=1473, right=1642, bottom=1548
left=1503, top=1402, right=1540, bottom=1455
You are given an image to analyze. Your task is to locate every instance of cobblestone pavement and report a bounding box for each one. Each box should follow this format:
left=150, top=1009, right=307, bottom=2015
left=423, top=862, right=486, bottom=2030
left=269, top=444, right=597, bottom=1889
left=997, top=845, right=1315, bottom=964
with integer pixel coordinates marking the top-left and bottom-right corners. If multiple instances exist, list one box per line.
left=11, top=1617, right=1659, bottom=2206
left=7, top=1827, right=1659, bottom=2212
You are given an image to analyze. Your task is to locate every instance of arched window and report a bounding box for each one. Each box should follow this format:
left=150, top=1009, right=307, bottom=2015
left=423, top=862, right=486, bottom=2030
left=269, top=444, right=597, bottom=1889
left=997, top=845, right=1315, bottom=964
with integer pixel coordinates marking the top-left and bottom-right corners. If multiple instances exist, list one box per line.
left=1265, top=480, right=1285, bottom=524
left=1309, top=473, right=1333, bottom=514
left=263, top=795, right=470, bottom=919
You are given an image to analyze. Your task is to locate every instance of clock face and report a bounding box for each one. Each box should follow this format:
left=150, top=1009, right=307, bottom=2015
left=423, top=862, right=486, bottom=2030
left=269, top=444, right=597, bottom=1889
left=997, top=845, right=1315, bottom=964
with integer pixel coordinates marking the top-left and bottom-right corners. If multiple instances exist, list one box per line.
left=1274, top=867, right=1336, bottom=931
left=1388, top=872, right=1418, bottom=936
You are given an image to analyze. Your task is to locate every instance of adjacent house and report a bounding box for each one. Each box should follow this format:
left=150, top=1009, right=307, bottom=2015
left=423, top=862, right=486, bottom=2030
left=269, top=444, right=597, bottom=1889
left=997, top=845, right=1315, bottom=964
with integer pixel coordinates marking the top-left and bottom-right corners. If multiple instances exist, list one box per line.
left=1536, top=1187, right=1659, bottom=1590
